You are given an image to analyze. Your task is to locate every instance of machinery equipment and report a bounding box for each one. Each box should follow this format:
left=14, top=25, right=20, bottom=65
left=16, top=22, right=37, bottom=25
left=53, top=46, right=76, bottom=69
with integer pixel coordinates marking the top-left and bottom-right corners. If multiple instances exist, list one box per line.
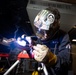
left=2, top=34, right=48, bottom=75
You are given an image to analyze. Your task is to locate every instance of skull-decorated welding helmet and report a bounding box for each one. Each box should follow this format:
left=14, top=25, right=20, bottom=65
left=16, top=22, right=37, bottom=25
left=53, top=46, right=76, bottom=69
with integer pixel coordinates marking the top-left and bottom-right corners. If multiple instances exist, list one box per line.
left=34, top=7, right=60, bottom=40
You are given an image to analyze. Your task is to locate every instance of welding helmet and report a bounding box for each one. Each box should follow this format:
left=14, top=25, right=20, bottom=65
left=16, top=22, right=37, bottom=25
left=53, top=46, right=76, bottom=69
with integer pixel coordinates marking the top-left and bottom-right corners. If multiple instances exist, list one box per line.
left=34, top=7, right=60, bottom=40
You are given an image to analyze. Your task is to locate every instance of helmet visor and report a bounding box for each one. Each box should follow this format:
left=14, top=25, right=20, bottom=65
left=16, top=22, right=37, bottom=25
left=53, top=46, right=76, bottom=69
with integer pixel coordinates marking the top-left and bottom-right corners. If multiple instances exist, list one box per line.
left=34, top=9, right=55, bottom=30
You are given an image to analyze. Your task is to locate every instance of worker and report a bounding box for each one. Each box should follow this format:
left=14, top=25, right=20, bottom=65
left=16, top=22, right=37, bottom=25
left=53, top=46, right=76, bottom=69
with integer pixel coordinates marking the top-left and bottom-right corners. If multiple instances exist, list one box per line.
left=33, top=7, right=71, bottom=75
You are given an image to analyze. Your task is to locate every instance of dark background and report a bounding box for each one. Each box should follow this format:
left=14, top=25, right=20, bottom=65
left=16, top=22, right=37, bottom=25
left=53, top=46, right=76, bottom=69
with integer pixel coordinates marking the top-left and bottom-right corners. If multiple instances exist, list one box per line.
left=0, top=0, right=75, bottom=41
left=0, top=0, right=34, bottom=39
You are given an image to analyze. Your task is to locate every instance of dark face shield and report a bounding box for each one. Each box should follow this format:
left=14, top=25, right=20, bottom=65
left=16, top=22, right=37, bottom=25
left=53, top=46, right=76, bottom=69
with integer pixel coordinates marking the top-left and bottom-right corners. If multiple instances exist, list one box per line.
left=35, top=28, right=47, bottom=40
left=34, top=10, right=55, bottom=30
left=34, top=9, right=55, bottom=40
left=35, top=27, right=54, bottom=40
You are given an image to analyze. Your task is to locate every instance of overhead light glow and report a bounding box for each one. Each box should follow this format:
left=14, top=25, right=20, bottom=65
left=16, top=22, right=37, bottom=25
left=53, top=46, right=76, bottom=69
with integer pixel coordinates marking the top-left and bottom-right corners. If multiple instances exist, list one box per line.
left=72, top=39, right=76, bottom=42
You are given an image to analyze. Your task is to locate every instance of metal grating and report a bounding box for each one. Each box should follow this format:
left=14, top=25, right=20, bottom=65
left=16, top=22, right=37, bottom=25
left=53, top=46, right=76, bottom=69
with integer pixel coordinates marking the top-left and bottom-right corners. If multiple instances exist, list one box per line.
left=30, top=0, right=72, bottom=10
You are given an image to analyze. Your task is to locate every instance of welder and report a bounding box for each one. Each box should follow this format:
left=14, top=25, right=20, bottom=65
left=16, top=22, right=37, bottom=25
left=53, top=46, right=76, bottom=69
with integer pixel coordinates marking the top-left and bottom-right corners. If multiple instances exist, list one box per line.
left=32, top=7, right=71, bottom=75
left=0, top=6, right=72, bottom=75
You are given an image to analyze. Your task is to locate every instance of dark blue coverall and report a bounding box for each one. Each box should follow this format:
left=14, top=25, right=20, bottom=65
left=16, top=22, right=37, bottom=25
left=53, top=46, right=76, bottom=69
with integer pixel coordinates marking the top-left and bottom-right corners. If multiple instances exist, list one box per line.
left=40, top=29, right=71, bottom=75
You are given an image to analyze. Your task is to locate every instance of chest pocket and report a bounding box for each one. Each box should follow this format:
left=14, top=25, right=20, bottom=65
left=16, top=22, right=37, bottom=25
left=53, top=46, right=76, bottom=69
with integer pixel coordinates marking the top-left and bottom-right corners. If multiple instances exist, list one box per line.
left=49, top=40, right=60, bottom=54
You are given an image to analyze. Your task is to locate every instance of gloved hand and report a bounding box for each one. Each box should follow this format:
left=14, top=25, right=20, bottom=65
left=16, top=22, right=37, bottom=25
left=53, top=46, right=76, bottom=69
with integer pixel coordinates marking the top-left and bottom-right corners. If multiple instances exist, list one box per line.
left=33, top=44, right=57, bottom=66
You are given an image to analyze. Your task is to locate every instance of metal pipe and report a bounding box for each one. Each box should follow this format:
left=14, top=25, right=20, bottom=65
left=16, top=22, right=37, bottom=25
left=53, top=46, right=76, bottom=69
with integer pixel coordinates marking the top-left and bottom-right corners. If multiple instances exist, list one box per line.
left=41, top=63, right=48, bottom=75
left=3, top=60, right=20, bottom=75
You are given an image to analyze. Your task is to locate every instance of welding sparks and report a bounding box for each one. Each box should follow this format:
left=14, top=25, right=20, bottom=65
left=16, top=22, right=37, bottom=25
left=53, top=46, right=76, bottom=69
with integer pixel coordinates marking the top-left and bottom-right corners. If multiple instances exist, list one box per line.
left=16, top=37, right=26, bottom=46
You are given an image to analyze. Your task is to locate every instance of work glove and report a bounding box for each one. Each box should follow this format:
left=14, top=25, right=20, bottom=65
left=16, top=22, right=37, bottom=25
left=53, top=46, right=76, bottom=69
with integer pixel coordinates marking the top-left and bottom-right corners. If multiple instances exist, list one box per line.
left=33, top=44, right=57, bottom=66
